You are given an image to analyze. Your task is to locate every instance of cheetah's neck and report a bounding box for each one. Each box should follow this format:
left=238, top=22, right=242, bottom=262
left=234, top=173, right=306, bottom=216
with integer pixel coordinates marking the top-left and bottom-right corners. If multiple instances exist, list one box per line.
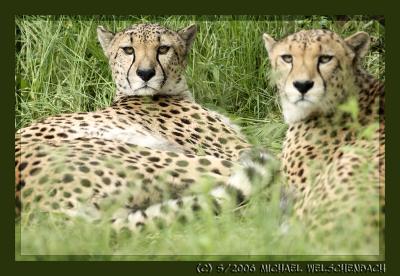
left=113, top=88, right=194, bottom=103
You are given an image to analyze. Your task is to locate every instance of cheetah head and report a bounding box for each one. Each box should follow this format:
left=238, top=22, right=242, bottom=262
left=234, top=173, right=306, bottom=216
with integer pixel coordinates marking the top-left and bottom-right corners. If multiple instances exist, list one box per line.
left=97, top=23, right=197, bottom=99
left=263, top=29, right=370, bottom=124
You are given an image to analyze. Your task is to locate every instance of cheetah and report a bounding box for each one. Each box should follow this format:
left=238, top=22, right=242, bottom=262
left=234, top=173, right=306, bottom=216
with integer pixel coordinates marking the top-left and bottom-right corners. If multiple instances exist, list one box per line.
left=17, top=23, right=249, bottom=157
left=262, top=29, right=384, bottom=249
left=16, top=23, right=277, bottom=230
left=17, top=137, right=276, bottom=230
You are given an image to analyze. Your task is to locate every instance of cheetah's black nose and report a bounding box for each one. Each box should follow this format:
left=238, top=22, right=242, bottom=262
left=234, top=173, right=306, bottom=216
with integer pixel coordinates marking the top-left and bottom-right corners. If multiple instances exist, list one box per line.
left=293, top=80, right=314, bottom=94
left=136, top=68, right=156, bottom=82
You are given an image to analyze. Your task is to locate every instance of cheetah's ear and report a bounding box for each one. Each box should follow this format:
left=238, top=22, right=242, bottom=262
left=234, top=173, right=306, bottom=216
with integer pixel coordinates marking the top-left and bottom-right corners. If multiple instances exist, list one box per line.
left=97, top=26, right=115, bottom=56
left=344, top=32, right=370, bottom=59
left=262, top=33, right=276, bottom=53
left=178, top=24, right=197, bottom=54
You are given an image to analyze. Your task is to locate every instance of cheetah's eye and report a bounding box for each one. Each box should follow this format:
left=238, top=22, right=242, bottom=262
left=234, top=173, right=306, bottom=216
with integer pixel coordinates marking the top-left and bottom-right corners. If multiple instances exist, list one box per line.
left=122, top=47, right=134, bottom=55
left=158, top=45, right=170, bottom=55
left=318, top=55, right=333, bottom=64
left=281, top=55, right=293, bottom=63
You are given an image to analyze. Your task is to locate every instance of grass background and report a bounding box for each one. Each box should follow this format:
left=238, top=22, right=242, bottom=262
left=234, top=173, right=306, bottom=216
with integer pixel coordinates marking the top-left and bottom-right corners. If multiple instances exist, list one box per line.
left=15, top=15, right=385, bottom=260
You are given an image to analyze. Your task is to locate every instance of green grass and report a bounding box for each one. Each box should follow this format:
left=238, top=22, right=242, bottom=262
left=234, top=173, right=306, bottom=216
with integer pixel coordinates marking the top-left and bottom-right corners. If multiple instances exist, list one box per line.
left=16, top=174, right=382, bottom=260
left=15, top=15, right=385, bottom=260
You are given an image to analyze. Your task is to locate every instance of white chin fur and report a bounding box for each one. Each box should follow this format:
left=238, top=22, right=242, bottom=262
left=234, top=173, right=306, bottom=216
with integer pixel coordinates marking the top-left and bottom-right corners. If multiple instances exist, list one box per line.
left=282, top=99, right=315, bottom=124
left=133, top=87, right=158, bottom=96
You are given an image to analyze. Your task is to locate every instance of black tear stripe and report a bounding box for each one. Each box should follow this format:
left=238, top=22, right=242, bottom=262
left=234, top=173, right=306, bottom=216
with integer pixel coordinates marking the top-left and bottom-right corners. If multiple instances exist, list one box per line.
left=288, top=61, right=294, bottom=75
left=173, top=47, right=180, bottom=65
left=317, top=64, right=327, bottom=92
left=336, top=60, right=342, bottom=71
left=156, top=53, right=167, bottom=86
left=124, top=33, right=136, bottom=89
left=126, top=51, right=135, bottom=89
left=155, top=35, right=167, bottom=86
